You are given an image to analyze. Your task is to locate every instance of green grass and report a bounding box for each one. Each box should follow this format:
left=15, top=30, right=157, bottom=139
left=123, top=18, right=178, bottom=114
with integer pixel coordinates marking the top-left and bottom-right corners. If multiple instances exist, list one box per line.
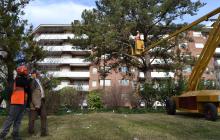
left=0, top=112, right=220, bottom=140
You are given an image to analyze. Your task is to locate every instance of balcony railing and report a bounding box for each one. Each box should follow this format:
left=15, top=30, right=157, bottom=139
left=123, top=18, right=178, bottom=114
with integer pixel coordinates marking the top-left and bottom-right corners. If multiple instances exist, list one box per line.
left=215, top=48, right=220, bottom=54
left=48, top=71, right=90, bottom=78
left=35, top=34, right=88, bottom=41
left=54, top=84, right=89, bottom=91
left=38, top=58, right=90, bottom=66
left=139, top=72, right=174, bottom=78
left=150, top=59, right=173, bottom=64
left=35, top=34, right=74, bottom=41
left=151, top=72, right=174, bottom=78
left=42, top=45, right=91, bottom=52
left=215, top=60, right=220, bottom=66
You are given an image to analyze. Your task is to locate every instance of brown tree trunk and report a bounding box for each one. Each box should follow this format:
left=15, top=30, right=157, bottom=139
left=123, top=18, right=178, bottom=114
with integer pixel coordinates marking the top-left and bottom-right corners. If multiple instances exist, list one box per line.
left=144, top=54, right=151, bottom=83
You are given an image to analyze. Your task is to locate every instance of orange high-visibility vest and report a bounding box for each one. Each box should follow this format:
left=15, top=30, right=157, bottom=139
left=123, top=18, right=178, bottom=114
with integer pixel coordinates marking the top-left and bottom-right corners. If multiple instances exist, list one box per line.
left=10, top=83, right=26, bottom=105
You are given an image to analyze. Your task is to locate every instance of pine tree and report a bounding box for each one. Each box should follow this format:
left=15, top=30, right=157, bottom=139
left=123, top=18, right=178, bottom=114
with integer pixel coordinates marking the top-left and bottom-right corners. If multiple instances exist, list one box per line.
left=72, top=0, right=204, bottom=84
left=0, top=0, right=45, bottom=88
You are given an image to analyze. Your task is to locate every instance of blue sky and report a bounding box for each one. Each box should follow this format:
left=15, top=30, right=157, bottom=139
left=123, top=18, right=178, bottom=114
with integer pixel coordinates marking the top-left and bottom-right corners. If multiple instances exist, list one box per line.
left=24, top=0, right=220, bottom=28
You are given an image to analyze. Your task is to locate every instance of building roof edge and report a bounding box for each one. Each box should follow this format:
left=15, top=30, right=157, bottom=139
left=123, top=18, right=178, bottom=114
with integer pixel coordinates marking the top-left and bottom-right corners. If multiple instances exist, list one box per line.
left=32, top=24, right=72, bottom=34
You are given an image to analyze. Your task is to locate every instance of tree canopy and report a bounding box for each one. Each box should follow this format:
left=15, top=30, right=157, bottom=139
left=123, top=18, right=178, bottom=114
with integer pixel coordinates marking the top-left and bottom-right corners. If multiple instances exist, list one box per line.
left=0, top=0, right=45, bottom=83
left=72, top=0, right=205, bottom=82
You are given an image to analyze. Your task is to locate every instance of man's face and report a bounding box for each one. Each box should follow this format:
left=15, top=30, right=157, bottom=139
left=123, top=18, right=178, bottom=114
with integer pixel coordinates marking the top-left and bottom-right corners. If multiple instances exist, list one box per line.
left=31, top=73, right=37, bottom=79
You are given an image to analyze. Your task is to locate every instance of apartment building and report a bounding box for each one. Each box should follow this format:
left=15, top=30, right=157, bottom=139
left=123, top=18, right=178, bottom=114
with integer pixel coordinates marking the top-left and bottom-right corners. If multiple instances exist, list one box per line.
left=138, top=29, right=218, bottom=89
left=34, top=24, right=90, bottom=91
left=33, top=24, right=219, bottom=93
left=181, top=30, right=216, bottom=81
left=33, top=24, right=135, bottom=94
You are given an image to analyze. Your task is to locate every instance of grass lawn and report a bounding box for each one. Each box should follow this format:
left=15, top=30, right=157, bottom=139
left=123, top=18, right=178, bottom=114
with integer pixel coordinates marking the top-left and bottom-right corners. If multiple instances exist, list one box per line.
left=0, top=112, right=220, bottom=140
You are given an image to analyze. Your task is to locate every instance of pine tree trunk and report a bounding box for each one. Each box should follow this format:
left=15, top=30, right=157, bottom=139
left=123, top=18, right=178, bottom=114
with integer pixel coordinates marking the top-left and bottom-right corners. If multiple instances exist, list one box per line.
left=5, top=61, right=15, bottom=108
left=144, top=54, right=151, bottom=83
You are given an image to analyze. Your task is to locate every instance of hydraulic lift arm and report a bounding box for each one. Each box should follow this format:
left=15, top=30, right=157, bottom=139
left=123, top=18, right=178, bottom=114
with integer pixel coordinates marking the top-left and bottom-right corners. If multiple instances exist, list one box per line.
left=186, top=14, right=220, bottom=91
left=142, top=7, right=220, bottom=54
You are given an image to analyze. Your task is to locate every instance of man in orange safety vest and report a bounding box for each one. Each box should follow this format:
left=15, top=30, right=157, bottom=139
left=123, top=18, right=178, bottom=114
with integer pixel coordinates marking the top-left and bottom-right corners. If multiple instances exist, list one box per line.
left=0, top=65, right=31, bottom=140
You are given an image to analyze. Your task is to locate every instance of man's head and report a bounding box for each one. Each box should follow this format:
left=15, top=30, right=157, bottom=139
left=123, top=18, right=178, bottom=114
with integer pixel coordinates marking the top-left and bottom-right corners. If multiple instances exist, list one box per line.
left=31, top=70, right=40, bottom=79
left=16, top=65, right=28, bottom=76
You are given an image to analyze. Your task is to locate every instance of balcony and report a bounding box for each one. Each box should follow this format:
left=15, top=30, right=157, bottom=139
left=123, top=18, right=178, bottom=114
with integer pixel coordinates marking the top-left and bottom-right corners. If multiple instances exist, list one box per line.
left=48, top=71, right=90, bottom=78
left=215, top=60, right=220, bottom=67
left=54, top=84, right=89, bottom=91
left=35, top=33, right=74, bottom=41
left=150, top=59, right=172, bottom=64
left=139, top=72, right=174, bottom=78
left=215, top=48, right=220, bottom=54
left=38, top=58, right=90, bottom=66
left=35, top=33, right=88, bottom=41
left=151, top=72, right=174, bottom=78
left=42, top=45, right=91, bottom=52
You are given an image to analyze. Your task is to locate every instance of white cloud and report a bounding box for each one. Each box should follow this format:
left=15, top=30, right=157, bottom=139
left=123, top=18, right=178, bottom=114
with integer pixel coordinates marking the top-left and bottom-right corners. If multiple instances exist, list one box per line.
left=23, top=0, right=94, bottom=27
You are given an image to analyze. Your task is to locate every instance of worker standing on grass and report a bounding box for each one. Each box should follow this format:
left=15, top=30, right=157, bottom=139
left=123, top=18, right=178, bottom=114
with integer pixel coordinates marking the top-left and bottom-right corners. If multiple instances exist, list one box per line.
left=28, top=70, right=47, bottom=136
left=0, top=65, right=31, bottom=140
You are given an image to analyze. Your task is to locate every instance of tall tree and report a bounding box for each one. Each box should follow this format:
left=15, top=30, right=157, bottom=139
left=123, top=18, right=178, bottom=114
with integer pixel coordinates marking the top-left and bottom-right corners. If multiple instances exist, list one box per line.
left=72, top=0, right=204, bottom=84
left=0, top=0, right=45, bottom=85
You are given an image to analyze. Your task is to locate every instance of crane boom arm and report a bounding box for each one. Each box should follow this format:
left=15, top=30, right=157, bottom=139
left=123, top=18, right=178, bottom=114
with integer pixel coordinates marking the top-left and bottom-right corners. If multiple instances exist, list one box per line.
left=139, top=7, right=220, bottom=92
left=186, top=14, right=220, bottom=91
left=142, top=7, right=220, bottom=54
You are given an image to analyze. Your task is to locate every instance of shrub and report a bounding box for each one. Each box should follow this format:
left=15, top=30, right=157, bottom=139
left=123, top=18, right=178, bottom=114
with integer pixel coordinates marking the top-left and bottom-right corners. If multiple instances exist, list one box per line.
left=103, top=88, right=122, bottom=109
left=103, top=85, right=138, bottom=109
left=45, top=87, right=84, bottom=114
left=45, top=90, right=61, bottom=114
left=140, top=78, right=183, bottom=108
left=59, top=87, right=84, bottom=110
left=140, top=83, right=156, bottom=107
left=88, top=90, right=103, bottom=110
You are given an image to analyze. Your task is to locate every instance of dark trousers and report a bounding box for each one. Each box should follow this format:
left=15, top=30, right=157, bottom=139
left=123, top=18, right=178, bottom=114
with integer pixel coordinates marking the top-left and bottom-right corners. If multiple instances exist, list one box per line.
left=0, top=105, right=25, bottom=138
left=28, top=99, right=47, bottom=136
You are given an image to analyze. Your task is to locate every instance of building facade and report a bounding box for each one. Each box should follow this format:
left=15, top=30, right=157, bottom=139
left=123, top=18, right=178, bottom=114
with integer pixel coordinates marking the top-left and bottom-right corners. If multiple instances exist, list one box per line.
left=33, top=24, right=136, bottom=94
left=34, top=25, right=90, bottom=91
left=33, top=24, right=219, bottom=93
left=180, top=31, right=217, bottom=84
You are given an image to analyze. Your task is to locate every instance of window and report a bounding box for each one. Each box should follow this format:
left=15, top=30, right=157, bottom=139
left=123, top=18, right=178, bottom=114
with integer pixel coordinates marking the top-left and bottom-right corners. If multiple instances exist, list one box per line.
left=195, top=43, right=204, bottom=48
left=39, top=66, right=59, bottom=71
left=61, top=54, right=72, bottom=58
left=183, top=66, right=192, bottom=73
left=131, top=68, right=136, bottom=72
left=92, top=81, right=97, bottom=87
left=100, top=80, right=111, bottom=86
left=119, top=79, right=129, bottom=86
left=99, top=66, right=111, bottom=71
left=61, top=66, right=70, bottom=72
left=193, top=32, right=202, bottom=37
left=92, top=68, right=97, bottom=74
left=119, top=67, right=128, bottom=73
left=179, top=43, right=188, bottom=49
left=101, top=54, right=110, bottom=59
left=61, top=80, right=70, bottom=86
